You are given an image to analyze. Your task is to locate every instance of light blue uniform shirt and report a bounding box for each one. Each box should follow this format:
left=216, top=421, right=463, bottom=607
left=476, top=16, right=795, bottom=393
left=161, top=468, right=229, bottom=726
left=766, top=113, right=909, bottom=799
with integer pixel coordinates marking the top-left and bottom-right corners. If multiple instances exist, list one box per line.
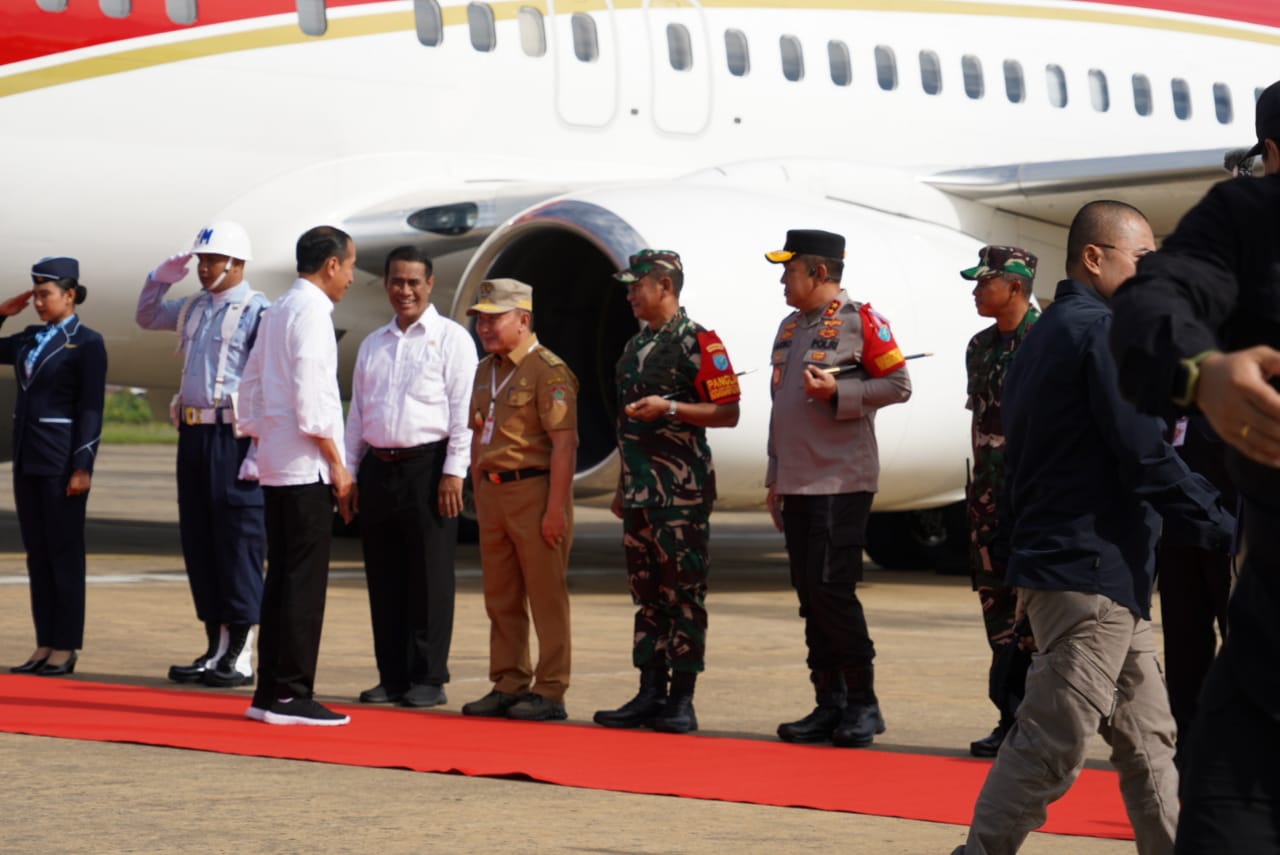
left=136, top=278, right=270, bottom=409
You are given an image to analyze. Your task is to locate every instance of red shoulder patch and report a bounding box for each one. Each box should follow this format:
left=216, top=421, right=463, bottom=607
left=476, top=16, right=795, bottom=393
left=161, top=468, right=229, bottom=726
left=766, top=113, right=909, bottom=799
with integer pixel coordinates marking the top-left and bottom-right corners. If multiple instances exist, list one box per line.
left=694, top=330, right=741, bottom=404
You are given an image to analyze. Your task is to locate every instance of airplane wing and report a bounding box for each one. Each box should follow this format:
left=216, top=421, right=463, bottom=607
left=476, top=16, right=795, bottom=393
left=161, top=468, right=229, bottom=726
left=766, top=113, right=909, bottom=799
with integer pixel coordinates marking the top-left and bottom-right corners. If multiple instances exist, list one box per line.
left=924, top=148, right=1248, bottom=236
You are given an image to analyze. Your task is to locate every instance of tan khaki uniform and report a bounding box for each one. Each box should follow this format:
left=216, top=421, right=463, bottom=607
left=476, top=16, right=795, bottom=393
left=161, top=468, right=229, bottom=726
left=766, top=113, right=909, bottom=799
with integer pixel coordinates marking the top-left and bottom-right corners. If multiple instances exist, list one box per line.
left=470, top=336, right=577, bottom=702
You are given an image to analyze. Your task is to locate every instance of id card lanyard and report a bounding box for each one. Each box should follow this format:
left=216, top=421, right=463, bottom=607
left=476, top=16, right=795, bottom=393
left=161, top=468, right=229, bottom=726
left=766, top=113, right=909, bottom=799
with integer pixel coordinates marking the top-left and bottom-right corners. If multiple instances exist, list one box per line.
left=481, top=345, right=536, bottom=445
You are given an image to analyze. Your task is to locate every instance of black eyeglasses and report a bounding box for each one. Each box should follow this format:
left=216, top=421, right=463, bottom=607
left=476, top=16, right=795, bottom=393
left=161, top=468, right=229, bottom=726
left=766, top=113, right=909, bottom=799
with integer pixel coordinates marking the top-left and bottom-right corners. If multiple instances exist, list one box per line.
left=1096, top=244, right=1153, bottom=258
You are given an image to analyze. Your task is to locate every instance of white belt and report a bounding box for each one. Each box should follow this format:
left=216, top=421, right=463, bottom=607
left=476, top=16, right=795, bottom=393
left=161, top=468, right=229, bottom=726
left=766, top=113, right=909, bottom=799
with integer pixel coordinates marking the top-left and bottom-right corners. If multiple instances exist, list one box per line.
left=181, top=406, right=229, bottom=426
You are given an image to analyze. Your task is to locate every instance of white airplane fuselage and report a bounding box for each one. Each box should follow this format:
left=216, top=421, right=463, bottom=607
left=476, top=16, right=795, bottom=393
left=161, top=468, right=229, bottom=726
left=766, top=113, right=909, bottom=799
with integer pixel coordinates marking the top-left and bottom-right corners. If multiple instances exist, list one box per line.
left=1, top=0, right=1277, bottom=528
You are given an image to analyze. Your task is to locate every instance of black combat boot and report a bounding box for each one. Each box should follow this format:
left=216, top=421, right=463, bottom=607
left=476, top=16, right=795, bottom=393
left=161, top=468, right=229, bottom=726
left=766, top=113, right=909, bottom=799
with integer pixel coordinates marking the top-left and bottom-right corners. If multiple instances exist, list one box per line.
left=652, top=671, right=697, bottom=734
left=777, top=671, right=846, bottom=743
left=593, top=667, right=667, bottom=728
left=832, top=662, right=885, bottom=748
left=201, top=624, right=254, bottom=688
left=168, top=622, right=226, bottom=683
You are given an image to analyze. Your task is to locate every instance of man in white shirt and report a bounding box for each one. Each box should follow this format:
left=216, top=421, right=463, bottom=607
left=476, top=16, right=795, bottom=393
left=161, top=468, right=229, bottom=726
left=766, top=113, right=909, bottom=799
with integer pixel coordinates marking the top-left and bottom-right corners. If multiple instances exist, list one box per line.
left=237, top=225, right=355, bottom=727
left=344, top=246, right=477, bottom=708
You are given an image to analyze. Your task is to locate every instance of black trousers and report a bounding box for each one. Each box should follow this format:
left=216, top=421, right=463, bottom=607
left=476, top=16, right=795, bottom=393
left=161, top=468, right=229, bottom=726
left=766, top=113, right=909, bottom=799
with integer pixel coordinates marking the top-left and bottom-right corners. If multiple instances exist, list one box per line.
left=253, top=482, right=333, bottom=706
left=176, top=424, right=265, bottom=625
left=1154, top=541, right=1230, bottom=763
left=14, top=473, right=87, bottom=650
left=358, top=444, right=456, bottom=690
left=781, top=492, right=875, bottom=680
left=1176, top=498, right=1280, bottom=852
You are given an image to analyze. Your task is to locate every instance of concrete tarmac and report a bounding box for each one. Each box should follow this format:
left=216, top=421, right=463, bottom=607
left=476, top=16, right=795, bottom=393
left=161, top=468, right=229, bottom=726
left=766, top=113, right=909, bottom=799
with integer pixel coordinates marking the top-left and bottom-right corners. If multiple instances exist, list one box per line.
left=0, top=446, right=1135, bottom=854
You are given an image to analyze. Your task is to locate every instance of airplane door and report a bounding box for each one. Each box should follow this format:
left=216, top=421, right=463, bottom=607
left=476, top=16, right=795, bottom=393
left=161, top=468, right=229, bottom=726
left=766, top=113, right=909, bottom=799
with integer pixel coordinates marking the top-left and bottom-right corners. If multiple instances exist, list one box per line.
left=549, top=0, right=619, bottom=128
left=647, top=0, right=711, bottom=135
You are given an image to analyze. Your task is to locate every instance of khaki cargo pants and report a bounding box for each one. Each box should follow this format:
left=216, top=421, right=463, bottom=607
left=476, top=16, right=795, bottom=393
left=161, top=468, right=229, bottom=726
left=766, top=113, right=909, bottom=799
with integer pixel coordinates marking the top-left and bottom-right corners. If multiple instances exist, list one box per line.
left=961, top=588, right=1178, bottom=855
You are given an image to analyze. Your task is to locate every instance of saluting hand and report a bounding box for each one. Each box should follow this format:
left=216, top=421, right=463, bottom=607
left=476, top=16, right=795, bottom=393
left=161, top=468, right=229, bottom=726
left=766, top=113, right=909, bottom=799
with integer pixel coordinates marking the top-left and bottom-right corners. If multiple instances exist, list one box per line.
left=0, top=290, right=32, bottom=318
left=438, top=474, right=463, bottom=518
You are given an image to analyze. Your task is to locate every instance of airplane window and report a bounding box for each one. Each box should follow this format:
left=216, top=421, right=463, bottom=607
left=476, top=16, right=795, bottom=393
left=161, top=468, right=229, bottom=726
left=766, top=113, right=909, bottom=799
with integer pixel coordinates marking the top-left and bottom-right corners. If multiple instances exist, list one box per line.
left=165, top=0, right=197, bottom=25
left=1003, top=60, right=1025, bottom=103
left=725, top=30, right=750, bottom=77
left=572, top=13, right=599, bottom=63
left=828, top=40, right=851, bottom=87
left=875, top=46, right=897, bottom=91
left=100, top=0, right=130, bottom=17
left=415, top=0, right=443, bottom=46
left=780, top=35, right=804, bottom=83
left=297, top=0, right=325, bottom=36
left=1132, top=74, right=1153, bottom=116
left=1171, top=78, right=1191, bottom=120
left=1088, top=69, right=1109, bottom=112
left=919, top=50, right=942, bottom=95
left=468, top=3, right=496, bottom=52
left=1214, top=83, right=1233, bottom=124
left=962, top=55, right=983, bottom=99
left=668, top=23, right=693, bottom=71
left=517, top=7, right=546, bottom=57
left=36, top=0, right=67, bottom=10
left=1045, top=64, right=1067, bottom=108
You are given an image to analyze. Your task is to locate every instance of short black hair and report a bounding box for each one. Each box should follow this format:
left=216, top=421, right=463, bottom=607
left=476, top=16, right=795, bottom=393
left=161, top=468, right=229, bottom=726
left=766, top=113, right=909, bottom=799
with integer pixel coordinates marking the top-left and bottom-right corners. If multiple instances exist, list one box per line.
left=799, top=254, right=844, bottom=284
left=296, top=225, right=352, bottom=275
left=384, top=245, right=435, bottom=279
left=1066, top=200, right=1147, bottom=267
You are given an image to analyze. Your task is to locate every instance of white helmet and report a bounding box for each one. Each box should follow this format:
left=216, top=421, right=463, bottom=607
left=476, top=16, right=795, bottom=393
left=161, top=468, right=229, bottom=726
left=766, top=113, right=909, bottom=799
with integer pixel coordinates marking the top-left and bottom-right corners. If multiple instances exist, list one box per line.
left=190, top=220, right=253, bottom=262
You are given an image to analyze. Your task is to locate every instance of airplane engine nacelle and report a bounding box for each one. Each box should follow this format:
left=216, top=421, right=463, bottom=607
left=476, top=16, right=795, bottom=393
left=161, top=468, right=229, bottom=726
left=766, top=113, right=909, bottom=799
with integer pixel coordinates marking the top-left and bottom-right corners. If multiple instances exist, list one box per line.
left=453, top=183, right=990, bottom=515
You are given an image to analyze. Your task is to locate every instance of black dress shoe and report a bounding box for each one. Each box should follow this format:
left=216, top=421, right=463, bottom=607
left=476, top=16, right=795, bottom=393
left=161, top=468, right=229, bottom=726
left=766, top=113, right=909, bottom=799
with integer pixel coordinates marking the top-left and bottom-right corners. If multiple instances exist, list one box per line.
left=506, top=692, right=567, bottom=722
left=358, top=684, right=405, bottom=704
left=38, top=651, right=77, bottom=677
left=461, top=689, right=520, bottom=717
left=400, top=684, right=447, bottom=708
left=969, top=724, right=1009, bottom=758
left=10, top=656, right=48, bottom=674
left=777, top=705, right=844, bottom=743
left=831, top=701, right=885, bottom=748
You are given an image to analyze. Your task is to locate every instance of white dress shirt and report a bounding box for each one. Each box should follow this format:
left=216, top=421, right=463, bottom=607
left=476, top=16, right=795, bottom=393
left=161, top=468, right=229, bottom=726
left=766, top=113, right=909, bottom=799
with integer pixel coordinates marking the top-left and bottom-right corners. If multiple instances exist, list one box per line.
left=345, top=305, right=478, bottom=478
left=238, top=278, right=344, bottom=487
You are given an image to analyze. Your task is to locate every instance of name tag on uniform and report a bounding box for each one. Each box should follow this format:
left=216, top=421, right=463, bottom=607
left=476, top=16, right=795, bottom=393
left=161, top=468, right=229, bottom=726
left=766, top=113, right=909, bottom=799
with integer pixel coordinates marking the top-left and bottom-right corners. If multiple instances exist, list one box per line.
left=1171, top=417, right=1188, bottom=448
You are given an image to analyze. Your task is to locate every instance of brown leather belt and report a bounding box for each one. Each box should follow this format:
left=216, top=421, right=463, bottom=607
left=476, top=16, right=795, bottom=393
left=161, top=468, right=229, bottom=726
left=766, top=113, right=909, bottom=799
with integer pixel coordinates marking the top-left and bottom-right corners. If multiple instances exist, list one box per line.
left=368, top=443, right=441, bottom=463
left=483, top=467, right=548, bottom=485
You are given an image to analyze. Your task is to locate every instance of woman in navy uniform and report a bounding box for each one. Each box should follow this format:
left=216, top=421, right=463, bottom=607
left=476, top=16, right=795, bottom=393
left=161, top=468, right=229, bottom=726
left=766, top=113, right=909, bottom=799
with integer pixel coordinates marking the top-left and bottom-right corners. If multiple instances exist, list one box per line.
left=2, top=257, right=107, bottom=676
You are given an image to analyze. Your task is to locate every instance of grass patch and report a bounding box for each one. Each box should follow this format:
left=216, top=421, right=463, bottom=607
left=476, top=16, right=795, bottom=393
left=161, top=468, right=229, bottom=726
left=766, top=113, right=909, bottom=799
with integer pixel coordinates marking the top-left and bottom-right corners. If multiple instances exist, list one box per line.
left=103, top=421, right=178, bottom=445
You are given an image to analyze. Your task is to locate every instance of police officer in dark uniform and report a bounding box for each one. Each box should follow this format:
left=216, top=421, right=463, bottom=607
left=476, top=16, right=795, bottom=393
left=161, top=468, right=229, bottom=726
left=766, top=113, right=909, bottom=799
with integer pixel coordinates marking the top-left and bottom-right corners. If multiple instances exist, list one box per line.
left=1110, top=80, right=1280, bottom=853
left=764, top=229, right=912, bottom=749
left=2, top=257, right=107, bottom=677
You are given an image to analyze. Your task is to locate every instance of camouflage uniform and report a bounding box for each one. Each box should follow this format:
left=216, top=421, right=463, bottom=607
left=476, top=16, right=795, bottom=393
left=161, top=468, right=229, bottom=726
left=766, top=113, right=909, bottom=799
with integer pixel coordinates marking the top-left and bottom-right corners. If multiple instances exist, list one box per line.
left=615, top=262, right=739, bottom=676
left=959, top=244, right=1039, bottom=665
left=965, top=305, right=1039, bottom=651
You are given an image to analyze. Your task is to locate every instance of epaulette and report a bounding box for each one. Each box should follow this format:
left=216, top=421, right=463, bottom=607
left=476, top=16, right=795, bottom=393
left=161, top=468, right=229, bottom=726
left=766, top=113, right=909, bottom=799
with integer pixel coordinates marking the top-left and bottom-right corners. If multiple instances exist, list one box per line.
left=537, top=348, right=565, bottom=367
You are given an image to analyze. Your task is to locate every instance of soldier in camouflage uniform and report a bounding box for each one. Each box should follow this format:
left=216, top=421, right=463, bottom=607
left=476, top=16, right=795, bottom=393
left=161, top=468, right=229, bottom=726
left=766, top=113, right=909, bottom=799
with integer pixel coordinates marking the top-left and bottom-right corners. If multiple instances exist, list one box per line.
left=592, top=250, right=741, bottom=735
left=960, top=244, right=1039, bottom=758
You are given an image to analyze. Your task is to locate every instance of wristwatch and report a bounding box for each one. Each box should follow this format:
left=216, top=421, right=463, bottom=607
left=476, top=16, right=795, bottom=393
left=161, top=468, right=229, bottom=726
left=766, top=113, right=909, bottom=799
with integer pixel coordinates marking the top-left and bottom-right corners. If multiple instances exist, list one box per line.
left=1171, top=350, right=1220, bottom=409
left=667, top=400, right=678, bottom=417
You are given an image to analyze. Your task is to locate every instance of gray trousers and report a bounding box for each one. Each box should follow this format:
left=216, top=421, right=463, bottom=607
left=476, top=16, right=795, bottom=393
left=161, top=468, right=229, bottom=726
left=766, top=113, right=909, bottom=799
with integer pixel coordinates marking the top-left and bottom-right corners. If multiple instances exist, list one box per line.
left=962, top=589, right=1178, bottom=855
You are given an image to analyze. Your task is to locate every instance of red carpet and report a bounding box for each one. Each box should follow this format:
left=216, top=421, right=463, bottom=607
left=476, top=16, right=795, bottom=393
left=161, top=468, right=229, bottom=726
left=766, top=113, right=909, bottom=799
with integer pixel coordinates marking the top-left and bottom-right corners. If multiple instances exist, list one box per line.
left=0, top=675, right=1131, bottom=840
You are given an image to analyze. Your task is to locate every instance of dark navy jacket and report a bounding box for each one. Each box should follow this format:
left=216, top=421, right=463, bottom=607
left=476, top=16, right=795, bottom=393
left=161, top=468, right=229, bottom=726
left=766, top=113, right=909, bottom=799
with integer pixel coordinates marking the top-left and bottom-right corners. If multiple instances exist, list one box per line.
left=0, top=314, right=107, bottom=477
left=997, top=279, right=1232, bottom=619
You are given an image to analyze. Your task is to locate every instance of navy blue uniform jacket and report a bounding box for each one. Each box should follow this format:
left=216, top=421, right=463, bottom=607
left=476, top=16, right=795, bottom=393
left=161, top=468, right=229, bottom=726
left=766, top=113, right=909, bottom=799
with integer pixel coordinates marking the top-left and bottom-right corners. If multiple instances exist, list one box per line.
left=0, top=315, right=107, bottom=477
left=997, top=279, right=1231, bottom=619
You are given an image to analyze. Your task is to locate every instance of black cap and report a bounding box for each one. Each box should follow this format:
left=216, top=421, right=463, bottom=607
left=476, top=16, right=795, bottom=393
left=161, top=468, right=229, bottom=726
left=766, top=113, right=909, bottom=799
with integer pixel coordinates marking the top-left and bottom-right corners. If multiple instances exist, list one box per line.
left=1246, top=80, right=1280, bottom=159
left=765, top=229, right=846, bottom=263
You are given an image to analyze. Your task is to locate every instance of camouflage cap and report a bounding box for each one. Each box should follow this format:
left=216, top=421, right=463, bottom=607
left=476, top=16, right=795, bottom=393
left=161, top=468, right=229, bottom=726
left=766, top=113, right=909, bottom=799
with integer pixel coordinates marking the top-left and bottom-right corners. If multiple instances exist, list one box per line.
left=613, top=249, right=682, bottom=283
left=960, top=245, right=1038, bottom=281
left=467, top=277, right=533, bottom=314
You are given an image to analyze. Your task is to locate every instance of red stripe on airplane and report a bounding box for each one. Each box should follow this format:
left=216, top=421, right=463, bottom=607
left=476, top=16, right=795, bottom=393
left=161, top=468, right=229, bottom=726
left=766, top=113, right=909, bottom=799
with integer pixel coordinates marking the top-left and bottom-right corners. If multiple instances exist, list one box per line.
left=1, top=0, right=1278, bottom=69
left=0, top=0, right=379, bottom=67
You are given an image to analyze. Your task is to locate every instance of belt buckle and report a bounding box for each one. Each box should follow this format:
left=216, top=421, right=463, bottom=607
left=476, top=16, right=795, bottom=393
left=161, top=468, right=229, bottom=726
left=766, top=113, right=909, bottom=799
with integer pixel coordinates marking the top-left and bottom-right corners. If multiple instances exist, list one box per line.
left=182, top=406, right=198, bottom=426
left=487, top=472, right=502, bottom=485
